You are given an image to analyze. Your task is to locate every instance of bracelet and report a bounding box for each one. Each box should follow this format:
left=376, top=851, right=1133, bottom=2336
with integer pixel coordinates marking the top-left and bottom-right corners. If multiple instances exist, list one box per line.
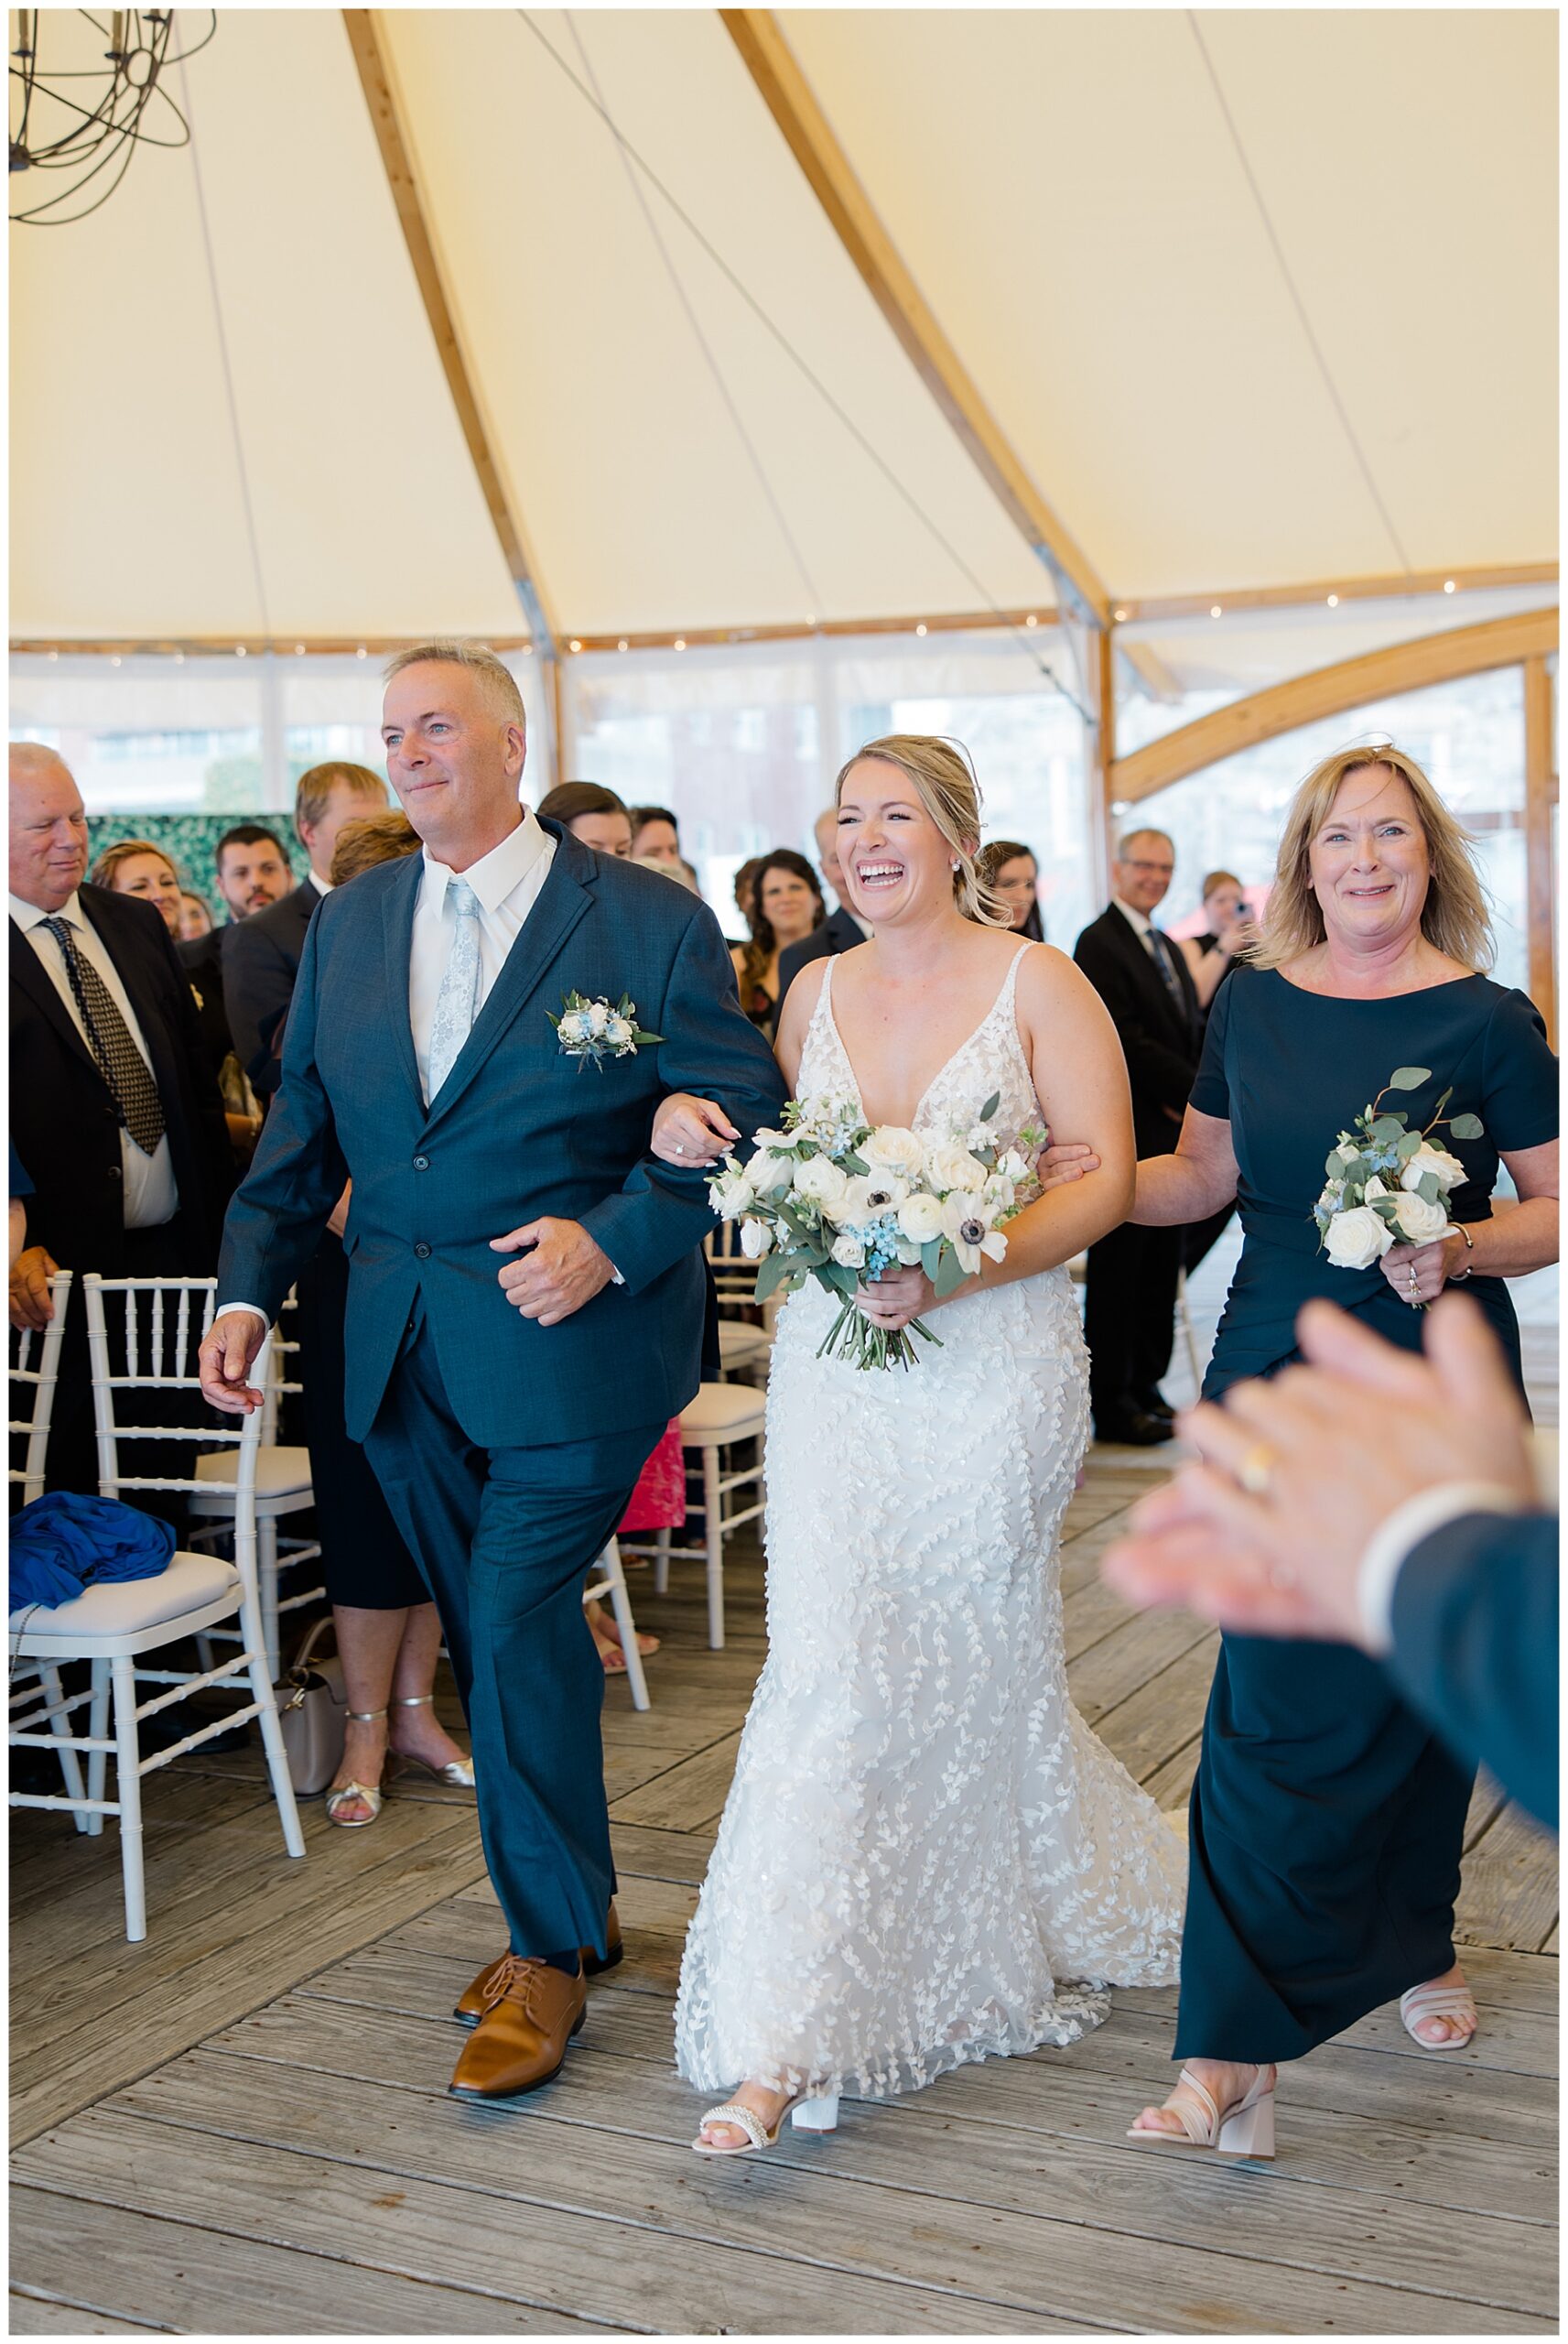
left=1450, top=1221, right=1475, bottom=1281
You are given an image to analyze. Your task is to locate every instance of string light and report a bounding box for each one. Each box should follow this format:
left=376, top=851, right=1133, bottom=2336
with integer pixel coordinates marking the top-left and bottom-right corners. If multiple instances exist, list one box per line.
left=1444, top=579, right=1456, bottom=593
left=294, top=642, right=306, bottom=656
left=1325, top=593, right=1339, bottom=608
left=915, top=623, right=927, bottom=637
left=805, top=613, right=816, bottom=628
left=617, top=639, right=628, bottom=652
left=568, top=638, right=582, bottom=653
left=1210, top=605, right=1223, bottom=619
left=1113, top=607, right=1128, bottom=623
left=355, top=646, right=367, bottom=658
left=173, top=650, right=185, bottom=664
left=234, top=644, right=246, bottom=657
left=110, top=655, right=122, bottom=667
left=674, top=638, right=687, bottom=651
left=47, top=648, right=58, bottom=661
left=1025, top=613, right=1038, bottom=628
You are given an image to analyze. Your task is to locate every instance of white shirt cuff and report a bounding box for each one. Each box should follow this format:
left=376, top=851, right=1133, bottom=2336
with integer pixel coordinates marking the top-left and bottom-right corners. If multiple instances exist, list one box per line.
left=1357, top=1481, right=1528, bottom=1654
left=213, top=1301, right=269, bottom=1327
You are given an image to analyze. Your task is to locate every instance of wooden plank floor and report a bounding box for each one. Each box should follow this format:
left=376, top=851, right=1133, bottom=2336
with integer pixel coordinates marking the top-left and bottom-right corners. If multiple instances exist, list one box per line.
left=11, top=1248, right=1559, bottom=2334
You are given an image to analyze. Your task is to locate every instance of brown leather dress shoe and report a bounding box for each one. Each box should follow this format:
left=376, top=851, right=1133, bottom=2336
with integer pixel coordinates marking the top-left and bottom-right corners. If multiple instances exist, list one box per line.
left=449, top=1957, right=588, bottom=2101
left=453, top=1901, right=622, bottom=2026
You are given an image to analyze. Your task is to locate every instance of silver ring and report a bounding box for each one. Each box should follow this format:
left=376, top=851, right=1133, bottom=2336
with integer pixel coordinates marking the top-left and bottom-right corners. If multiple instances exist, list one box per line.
left=674, top=1143, right=686, bottom=1156
left=1408, top=1269, right=1421, bottom=1299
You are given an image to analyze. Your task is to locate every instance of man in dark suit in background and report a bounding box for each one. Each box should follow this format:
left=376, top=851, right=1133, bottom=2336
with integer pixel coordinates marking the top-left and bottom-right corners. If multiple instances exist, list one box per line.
left=8, top=743, right=232, bottom=1495
left=222, top=765, right=388, bottom=1097
left=1103, top=1295, right=1557, bottom=1832
left=775, top=803, right=868, bottom=1016
left=1074, top=827, right=1201, bottom=1444
left=178, top=823, right=294, bottom=1089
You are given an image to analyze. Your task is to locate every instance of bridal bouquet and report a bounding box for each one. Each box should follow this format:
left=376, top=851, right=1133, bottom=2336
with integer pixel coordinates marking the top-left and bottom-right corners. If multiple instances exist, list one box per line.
left=708, top=1092, right=1044, bottom=1370
left=1314, top=1065, right=1480, bottom=1280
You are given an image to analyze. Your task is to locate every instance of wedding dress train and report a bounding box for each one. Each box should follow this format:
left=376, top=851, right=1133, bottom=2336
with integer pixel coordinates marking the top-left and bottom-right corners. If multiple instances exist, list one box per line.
left=675, top=945, right=1184, bottom=2103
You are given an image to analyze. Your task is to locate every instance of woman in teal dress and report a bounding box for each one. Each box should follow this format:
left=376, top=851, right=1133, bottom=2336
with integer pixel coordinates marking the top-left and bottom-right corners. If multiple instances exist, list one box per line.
left=1118, top=745, right=1558, bottom=2154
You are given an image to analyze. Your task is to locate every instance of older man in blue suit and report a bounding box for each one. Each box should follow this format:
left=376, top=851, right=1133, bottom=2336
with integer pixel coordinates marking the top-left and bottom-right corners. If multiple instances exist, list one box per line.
left=200, top=641, right=786, bottom=2101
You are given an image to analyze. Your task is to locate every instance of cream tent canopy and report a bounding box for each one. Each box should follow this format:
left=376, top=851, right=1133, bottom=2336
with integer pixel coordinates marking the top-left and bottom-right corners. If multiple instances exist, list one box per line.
left=10, top=5, right=1557, bottom=667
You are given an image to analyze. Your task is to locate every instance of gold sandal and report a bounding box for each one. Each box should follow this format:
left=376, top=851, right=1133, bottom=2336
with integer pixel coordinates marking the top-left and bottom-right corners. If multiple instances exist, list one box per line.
left=388, top=1691, right=475, bottom=1787
left=325, top=1707, right=387, bottom=1828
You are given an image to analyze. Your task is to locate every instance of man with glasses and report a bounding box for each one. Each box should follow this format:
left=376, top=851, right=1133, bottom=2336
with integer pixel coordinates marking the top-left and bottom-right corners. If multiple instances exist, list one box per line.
left=1074, top=829, right=1201, bottom=1445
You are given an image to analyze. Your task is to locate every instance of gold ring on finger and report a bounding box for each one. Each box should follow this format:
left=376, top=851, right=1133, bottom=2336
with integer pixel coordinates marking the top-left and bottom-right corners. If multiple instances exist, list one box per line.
left=1238, top=1441, right=1276, bottom=1497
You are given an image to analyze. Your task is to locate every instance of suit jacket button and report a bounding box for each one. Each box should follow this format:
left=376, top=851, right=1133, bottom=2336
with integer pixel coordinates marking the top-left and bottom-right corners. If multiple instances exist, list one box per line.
left=414, top=1241, right=431, bottom=1260
left=413, top=1155, right=429, bottom=1171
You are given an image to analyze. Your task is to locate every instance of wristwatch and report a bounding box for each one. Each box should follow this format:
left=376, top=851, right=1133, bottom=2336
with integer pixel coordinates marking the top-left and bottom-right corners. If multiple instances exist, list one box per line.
left=1450, top=1221, right=1476, bottom=1281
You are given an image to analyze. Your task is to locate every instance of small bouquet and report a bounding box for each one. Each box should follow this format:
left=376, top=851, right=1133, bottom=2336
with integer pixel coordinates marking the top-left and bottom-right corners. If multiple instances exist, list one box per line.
left=548, top=991, right=662, bottom=1069
left=1314, top=1065, right=1480, bottom=1283
left=708, top=1091, right=1044, bottom=1370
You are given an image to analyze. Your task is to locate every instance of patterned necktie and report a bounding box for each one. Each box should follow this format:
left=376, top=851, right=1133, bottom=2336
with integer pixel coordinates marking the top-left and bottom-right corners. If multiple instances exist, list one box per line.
left=40, top=914, right=166, bottom=1156
left=1145, top=926, right=1189, bottom=1022
left=426, top=878, right=482, bottom=1101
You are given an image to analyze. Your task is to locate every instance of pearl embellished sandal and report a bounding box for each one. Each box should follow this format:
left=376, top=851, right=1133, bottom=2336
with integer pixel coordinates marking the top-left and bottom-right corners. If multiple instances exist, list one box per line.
left=1400, top=1978, right=1478, bottom=2049
left=692, top=2091, right=840, bottom=2155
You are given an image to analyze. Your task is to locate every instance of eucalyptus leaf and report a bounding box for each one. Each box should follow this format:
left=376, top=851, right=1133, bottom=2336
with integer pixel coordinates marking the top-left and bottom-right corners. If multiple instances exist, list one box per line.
left=1432, top=1087, right=1453, bottom=1123
left=1449, top=1113, right=1484, bottom=1140
left=1387, top=1066, right=1431, bottom=1091
left=933, top=1245, right=969, bottom=1300
left=821, top=1261, right=860, bottom=1297
left=1416, top=1170, right=1441, bottom=1207
left=1394, top=1130, right=1423, bottom=1161
left=752, top=1252, right=797, bottom=1304
left=1325, top=1149, right=1350, bottom=1178
left=1368, top=1114, right=1405, bottom=1144
left=979, top=1091, right=1000, bottom=1123
left=920, top=1239, right=944, bottom=1280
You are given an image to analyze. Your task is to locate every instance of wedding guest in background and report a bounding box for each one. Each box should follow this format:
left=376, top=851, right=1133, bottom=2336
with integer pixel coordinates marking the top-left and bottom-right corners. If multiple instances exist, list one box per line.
left=731, top=849, right=825, bottom=1032
left=212, top=823, right=293, bottom=924
left=10, top=1140, right=32, bottom=1272
left=328, top=809, right=421, bottom=884
left=224, top=763, right=388, bottom=1101
left=976, top=839, right=1045, bottom=940
left=776, top=805, right=869, bottom=1014
left=1178, top=869, right=1258, bottom=1019
left=1102, top=1294, right=1557, bottom=1832
left=630, top=805, right=684, bottom=866
left=731, top=855, right=763, bottom=939
left=1045, top=743, right=1558, bottom=2154
left=536, top=780, right=633, bottom=857
left=90, top=838, right=184, bottom=937
left=9, top=744, right=232, bottom=1504
left=635, top=854, right=699, bottom=894
left=1073, top=828, right=1200, bottom=1443
left=178, top=888, right=213, bottom=941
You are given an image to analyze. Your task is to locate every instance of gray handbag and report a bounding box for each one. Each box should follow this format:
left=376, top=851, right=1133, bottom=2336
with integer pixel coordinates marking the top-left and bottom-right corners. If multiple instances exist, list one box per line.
left=276, top=1615, right=348, bottom=1795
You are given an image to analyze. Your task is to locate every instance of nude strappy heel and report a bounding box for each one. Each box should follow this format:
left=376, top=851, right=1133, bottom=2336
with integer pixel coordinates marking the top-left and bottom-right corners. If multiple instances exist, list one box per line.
left=1400, top=1978, right=1478, bottom=2049
left=325, top=1707, right=388, bottom=1828
left=1128, top=2065, right=1276, bottom=2160
left=388, top=1691, right=475, bottom=1787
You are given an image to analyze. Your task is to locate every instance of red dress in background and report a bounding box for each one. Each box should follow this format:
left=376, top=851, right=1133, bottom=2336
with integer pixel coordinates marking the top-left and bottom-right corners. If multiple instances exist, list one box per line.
left=617, top=1419, right=686, bottom=1536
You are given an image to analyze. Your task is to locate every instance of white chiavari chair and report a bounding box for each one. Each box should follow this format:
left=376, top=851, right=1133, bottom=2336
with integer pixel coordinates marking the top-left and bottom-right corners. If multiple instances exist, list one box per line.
left=584, top=1537, right=651, bottom=1712
left=7, top=1275, right=304, bottom=1941
left=9, top=1269, right=86, bottom=1823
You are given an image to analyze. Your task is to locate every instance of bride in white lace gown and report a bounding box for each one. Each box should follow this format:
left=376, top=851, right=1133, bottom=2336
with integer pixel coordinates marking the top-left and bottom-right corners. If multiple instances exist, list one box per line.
left=653, top=738, right=1184, bottom=2154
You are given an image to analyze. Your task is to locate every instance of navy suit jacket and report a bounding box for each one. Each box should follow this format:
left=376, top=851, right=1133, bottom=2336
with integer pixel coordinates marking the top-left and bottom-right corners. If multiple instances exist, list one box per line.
left=222, top=878, right=320, bottom=1096
left=1387, top=1510, right=1558, bottom=1831
left=217, top=823, right=788, bottom=1448
left=1073, top=905, right=1201, bottom=1158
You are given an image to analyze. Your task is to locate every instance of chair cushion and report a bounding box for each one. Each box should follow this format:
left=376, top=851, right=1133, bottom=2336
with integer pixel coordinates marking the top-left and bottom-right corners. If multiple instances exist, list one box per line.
left=718, top=1321, right=770, bottom=1363
left=190, top=1446, right=313, bottom=1503
left=680, top=1382, right=767, bottom=1441
left=9, top=1550, right=240, bottom=1640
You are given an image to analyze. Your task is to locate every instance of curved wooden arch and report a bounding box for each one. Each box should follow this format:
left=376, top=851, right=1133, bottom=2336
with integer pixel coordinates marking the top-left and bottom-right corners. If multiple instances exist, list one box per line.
left=1109, top=607, right=1560, bottom=804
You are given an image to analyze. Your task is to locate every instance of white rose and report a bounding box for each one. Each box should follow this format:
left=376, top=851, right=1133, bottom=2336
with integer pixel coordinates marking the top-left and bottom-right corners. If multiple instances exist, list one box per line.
left=896, top=1190, right=946, bottom=1245
left=604, top=1014, right=633, bottom=1050
left=745, top=1149, right=794, bottom=1199
left=558, top=1010, right=589, bottom=1047
left=1324, top=1205, right=1395, bottom=1269
left=982, top=1172, right=1017, bottom=1217
left=709, top=1159, right=756, bottom=1221
left=1401, top=1142, right=1467, bottom=1195
left=586, top=1000, right=610, bottom=1036
left=1393, top=1190, right=1451, bottom=1245
left=925, top=1141, right=988, bottom=1195
left=793, top=1156, right=850, bottom=1217
left=1363, top=1176, right=1390, bottom=1201
left=739, top=1218, right=773, bottom=1260
left=997, top=1148, right=1030, bottom=1185
left=862, top=1126, right=925, bottom=1184
left=830, top=1232, right=866, bottom=1269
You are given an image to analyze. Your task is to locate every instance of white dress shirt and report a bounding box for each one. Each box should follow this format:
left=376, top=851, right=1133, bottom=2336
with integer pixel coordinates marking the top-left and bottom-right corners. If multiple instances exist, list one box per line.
left=1357, top=1481, right=1530, bottom=1653
left=408, top=811, right=554, bottom=1104
left=10, top=888, right=179, bottom=1228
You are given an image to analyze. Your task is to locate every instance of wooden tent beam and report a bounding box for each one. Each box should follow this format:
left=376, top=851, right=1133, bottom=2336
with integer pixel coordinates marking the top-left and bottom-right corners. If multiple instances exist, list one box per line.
left=721, top=7, right=1109, bottom=629
left=1109, top=608, right=1561, bottom=804
left=341, top=8, right=562, bottom=784
left=1114, top=562, right=1557, bottom=627
left=1524, top=655, right=1558, bottom=1047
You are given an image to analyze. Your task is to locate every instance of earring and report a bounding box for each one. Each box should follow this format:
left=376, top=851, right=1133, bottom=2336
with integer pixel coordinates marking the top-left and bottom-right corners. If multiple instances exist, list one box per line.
left=951, top=860, right=961, bottom=872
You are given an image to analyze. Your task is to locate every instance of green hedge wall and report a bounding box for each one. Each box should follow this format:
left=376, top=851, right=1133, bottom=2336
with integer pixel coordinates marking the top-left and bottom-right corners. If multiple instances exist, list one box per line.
left=84, top=812, right=298, bottom=920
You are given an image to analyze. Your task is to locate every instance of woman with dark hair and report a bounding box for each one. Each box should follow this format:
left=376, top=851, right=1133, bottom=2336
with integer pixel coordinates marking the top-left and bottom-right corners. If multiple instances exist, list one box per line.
left=730, top=850, right=825, bottom=1030
left=976, top=841, right=1045, bottom=941
left=536, top=781, right=633, bottom=857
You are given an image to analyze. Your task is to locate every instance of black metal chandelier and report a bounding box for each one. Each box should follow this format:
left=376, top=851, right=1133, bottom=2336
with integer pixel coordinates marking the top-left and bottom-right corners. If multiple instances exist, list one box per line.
left=10, top=9, right=216, bottom=226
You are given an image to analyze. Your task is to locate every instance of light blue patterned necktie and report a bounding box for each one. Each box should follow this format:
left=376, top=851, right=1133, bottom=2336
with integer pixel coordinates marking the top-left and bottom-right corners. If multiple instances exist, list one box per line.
left=426, top=877, right=482, bottom=1101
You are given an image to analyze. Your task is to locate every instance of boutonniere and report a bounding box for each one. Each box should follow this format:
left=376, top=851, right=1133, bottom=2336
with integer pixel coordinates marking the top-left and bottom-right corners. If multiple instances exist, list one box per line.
left=548, top=990, right=663, bottom=1070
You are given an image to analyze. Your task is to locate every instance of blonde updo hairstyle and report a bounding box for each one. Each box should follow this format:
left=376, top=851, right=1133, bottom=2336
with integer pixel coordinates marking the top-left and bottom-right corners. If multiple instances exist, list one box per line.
left=834, top=735, right=1012, bottom=928
left=1252, top=743, right=1493, bottom=973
